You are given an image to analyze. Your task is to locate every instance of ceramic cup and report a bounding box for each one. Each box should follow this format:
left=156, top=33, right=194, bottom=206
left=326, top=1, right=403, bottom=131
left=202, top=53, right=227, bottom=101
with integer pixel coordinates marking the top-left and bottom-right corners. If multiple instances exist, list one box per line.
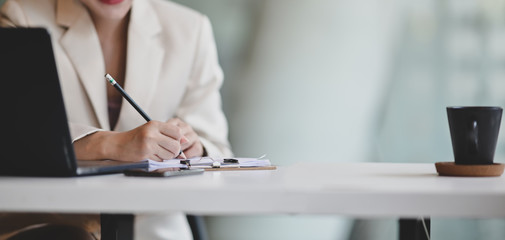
left=447, top=106, right=502, bottom=165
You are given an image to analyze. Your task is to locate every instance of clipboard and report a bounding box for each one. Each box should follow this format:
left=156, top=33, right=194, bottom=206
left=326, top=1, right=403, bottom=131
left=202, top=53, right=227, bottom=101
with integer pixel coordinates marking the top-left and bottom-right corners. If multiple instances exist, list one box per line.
left=204, top=166, right=277, bottom=171
left=147, top=157, right=275, bottom=172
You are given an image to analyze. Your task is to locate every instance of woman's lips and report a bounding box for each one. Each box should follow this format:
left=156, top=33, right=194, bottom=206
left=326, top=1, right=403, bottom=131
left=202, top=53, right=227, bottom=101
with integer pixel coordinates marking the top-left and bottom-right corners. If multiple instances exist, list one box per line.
left=99, top=0, right=124, bottom=5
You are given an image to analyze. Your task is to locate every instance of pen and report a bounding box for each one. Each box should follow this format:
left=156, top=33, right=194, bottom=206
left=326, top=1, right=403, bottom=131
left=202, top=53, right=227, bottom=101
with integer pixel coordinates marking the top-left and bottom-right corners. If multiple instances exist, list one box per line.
left=105, top=73, right=186, bottom=159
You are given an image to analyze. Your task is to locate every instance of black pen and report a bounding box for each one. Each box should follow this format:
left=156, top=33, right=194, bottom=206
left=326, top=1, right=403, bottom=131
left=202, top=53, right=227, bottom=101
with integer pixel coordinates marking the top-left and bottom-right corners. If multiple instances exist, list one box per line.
left=105, top=73, right=186, bottom=159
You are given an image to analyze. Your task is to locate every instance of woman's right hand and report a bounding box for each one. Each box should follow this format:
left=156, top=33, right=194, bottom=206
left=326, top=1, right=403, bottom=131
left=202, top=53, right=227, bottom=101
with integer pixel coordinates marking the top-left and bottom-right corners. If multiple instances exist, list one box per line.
left=74, top=121, right=188, bottom=162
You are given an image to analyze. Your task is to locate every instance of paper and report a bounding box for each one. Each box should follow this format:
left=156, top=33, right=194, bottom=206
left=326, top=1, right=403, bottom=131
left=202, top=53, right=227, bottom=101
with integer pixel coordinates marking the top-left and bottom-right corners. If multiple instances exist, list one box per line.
left=147, top=157, right=272, bottom=171
left=147, top=159, right=187, bottom=170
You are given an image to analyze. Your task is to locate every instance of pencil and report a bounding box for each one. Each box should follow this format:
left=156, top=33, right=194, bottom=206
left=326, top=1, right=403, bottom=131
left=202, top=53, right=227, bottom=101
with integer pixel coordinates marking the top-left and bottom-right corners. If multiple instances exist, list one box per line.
left=105, top=74, right=151, bottom=122
left=105, top=73, right=186, bottom=159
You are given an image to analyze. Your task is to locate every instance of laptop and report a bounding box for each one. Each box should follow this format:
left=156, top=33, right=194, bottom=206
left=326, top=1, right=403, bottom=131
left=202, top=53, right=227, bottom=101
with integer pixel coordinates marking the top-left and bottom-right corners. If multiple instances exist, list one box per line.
left=0, top=27, right=147, bottom=176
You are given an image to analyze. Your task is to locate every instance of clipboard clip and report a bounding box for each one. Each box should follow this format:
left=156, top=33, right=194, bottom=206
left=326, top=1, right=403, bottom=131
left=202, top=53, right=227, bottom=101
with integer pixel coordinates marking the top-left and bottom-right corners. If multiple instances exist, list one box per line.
left=180, top=159, right=191, bottom=167
left=180, top=157, right=242, bottom=169
left=180, top=158, right=224, bottom=168
left=223, top=158, right=238, bottom=164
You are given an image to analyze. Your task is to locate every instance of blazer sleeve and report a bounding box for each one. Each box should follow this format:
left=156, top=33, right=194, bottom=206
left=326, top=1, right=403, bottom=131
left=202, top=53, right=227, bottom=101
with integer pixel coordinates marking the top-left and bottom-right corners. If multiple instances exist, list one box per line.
left=176, top=15, right=233, bottom=158
left=0, top=1, right=26, bottom=27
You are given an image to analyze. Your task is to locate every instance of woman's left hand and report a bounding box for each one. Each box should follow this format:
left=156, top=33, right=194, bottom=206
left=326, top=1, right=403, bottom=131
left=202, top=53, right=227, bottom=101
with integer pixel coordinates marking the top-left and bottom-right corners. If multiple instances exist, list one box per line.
left=167, top=118, right=204, bottom=158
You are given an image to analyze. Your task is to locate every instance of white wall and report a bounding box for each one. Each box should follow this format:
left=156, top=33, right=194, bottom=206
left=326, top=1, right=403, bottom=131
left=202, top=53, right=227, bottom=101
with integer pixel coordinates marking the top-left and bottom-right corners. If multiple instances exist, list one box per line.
left=174, top=0, right=505, bottom=239
left=173, top=0, right=401, bottom=239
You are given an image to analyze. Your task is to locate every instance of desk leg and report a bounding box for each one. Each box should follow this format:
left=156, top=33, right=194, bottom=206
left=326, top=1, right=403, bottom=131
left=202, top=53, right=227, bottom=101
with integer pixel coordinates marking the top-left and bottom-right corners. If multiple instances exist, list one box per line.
left=100, top=213, right=134, bottom=240
left=399, top=218, right=430, bottom=240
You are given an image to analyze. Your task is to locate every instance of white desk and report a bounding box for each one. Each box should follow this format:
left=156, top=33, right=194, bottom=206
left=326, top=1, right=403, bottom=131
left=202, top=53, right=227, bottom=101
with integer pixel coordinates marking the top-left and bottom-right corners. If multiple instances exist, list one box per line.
left=1, top=162, right=504, bottom=239
left=1, top=162, right=504, bottom=217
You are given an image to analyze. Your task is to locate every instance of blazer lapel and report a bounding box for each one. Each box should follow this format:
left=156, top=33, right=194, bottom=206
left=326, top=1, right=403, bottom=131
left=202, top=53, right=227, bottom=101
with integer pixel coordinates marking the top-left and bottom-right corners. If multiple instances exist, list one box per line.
left=115, top=0, right=164, bottom=129
left=57, top=0, right=109, bottom=130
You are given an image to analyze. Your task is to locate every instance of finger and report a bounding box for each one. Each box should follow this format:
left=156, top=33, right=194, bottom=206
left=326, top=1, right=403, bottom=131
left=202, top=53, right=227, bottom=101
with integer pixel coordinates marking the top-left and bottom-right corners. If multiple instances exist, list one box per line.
left=182, top=145, right=197, bottom=159
left=157, top=122, right=183, bottom=141
left=165, top=120, right=190, bottom=145
left=168, top=118, right=190, bottom=133
left=152, top=154, right=163, bottom=162
left=179, top=123, right=192, bottom=136
left=176, top=120, right=188, bottom=129
left=180, top=131, right=197, bottom=150
left=176, top=151, right=187, bottom=159
left=180, top=135, right=190, bottom=145
left=167, top=118, right=183, bottom=126
left=156, top=142, right=179, bottom=160
left=182, top=142, right=203, bottom=159
left=156, top=133, right=181, bottom=152
left=165, top=119, right=193, bottom=149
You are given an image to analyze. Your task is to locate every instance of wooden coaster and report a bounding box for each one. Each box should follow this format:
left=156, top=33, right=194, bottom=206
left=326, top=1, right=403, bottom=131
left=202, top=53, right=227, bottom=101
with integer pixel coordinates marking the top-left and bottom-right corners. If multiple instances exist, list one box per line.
left=435, top=162, right=505, bottom=177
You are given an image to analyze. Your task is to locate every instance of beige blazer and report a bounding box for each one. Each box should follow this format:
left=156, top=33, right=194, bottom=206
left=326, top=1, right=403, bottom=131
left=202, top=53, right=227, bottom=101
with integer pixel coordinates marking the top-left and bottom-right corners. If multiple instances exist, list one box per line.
left=0, top=0, right=232, bottom=238
left=1, top=0, right=232, bottom=158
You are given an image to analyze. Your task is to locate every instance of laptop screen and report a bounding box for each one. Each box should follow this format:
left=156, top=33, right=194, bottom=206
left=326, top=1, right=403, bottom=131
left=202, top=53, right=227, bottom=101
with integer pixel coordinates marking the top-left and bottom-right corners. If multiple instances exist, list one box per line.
left=0, top=28, right=77, bottom=176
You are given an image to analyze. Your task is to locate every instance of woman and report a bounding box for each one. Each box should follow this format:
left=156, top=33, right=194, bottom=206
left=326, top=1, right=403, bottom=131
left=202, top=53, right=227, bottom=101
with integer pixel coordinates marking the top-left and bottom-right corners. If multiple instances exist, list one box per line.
left=0, top=0, right=232, bottom=239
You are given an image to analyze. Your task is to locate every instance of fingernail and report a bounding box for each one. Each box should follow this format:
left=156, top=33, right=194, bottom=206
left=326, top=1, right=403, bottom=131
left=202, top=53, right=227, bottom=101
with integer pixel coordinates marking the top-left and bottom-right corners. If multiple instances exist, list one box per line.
left=181, top=136, right=189, bottom=144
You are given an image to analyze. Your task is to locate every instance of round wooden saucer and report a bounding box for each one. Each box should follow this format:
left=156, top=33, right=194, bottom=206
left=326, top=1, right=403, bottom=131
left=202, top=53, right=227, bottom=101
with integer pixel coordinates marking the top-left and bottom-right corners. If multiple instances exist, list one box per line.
left=435, top=162, right=505, bottom=177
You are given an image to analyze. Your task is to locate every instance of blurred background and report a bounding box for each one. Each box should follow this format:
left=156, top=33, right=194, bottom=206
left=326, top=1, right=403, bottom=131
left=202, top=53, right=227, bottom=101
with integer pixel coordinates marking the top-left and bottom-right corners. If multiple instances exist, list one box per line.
left=170, top=0, right=505, bottom=239
left=2, top=0, right=505, bottom=238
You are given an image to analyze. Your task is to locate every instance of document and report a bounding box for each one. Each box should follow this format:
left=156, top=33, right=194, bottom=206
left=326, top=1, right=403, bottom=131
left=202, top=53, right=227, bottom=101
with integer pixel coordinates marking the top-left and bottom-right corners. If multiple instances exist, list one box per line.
left=147, top=157, right=272, bottom=171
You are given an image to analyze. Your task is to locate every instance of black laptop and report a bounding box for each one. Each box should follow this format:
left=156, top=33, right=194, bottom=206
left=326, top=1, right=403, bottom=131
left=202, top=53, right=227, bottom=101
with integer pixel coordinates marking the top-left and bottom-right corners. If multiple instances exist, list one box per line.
left=0, top=27, right=147, bottom=176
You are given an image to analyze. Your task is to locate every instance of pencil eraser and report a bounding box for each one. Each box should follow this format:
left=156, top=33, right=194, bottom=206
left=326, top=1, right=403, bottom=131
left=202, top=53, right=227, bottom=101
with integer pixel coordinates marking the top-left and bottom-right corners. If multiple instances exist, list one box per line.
left=105, top=74, right=116, bottom=84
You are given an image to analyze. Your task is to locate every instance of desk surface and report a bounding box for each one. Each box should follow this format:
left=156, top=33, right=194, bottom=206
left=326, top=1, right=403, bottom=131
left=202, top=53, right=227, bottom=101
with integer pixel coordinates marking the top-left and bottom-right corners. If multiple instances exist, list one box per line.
left=1, top=162, right=505, bottom=218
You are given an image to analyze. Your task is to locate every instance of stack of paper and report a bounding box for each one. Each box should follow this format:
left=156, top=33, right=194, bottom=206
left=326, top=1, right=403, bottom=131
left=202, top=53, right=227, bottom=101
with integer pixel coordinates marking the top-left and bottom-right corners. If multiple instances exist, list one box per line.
left=147, top=159, right=187, bottom=170
left=237, top=158, right=271, bottom=167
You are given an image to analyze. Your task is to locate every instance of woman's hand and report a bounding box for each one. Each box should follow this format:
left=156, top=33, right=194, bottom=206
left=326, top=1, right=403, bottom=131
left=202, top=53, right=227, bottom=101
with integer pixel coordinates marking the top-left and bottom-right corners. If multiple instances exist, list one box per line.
left=167, top=118, right=204, bottom=158
left=74, top=120, right=188, bottom=162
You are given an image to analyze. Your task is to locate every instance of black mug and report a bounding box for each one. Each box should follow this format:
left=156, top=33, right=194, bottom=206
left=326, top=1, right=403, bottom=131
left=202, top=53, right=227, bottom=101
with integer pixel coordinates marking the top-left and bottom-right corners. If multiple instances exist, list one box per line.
left=447, top=106, right=502, bottom=165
